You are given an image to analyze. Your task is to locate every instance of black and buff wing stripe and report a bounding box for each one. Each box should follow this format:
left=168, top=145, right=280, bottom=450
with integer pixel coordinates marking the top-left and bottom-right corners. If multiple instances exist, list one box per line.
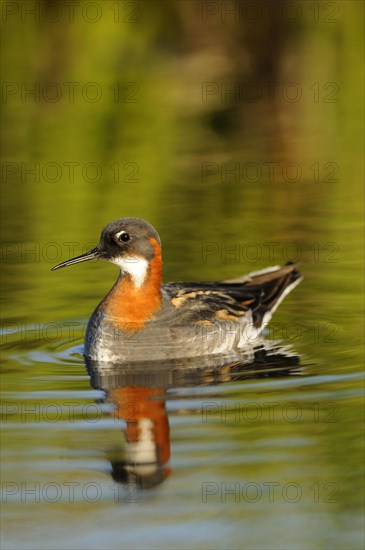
left=163, top=262, right=302, bottom=329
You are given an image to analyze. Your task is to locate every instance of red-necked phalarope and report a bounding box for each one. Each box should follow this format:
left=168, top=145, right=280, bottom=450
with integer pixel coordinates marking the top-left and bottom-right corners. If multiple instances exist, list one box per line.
left=52, top=218, right=302, bottom=363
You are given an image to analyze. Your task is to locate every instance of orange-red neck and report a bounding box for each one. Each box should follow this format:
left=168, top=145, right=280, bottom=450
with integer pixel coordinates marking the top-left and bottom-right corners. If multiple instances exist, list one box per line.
left=104, top=238, right=162, bottom=332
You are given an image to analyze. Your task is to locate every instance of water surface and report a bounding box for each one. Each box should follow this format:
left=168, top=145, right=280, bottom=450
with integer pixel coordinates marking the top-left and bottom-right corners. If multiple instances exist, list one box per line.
left=1, top=2, right=364, bottom=549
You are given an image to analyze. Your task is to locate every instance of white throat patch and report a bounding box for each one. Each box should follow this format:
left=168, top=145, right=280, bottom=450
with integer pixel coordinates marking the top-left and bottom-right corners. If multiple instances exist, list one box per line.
left=111, top=256, right=149, bottom=288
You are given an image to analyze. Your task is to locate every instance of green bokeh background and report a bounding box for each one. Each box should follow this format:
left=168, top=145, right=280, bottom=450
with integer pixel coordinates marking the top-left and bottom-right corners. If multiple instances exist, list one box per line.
left=1, top=1, right=364, bottom=549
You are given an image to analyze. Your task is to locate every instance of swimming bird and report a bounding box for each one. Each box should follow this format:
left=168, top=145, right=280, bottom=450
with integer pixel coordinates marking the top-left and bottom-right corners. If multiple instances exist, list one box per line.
left=52, top=218, right=302, bottom=363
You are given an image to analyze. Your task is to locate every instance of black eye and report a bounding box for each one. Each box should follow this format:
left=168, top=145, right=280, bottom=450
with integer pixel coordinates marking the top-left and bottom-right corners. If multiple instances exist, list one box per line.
left=119, top=232, right=130, bottom=242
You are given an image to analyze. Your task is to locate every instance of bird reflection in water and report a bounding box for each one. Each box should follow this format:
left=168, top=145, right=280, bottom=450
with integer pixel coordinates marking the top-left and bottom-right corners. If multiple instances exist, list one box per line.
left=85, top=341, right=302, bottom=492
left=108, top=386, right=171, bottom=489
